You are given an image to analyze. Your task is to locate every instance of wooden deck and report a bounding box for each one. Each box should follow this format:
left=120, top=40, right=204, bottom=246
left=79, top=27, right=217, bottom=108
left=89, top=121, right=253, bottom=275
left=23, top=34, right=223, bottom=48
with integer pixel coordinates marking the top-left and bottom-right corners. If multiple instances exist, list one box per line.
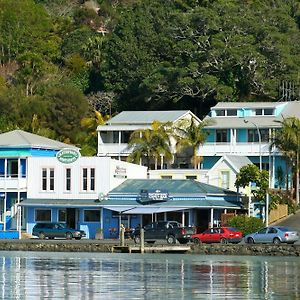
left=111, top=245, right=191, bottom=253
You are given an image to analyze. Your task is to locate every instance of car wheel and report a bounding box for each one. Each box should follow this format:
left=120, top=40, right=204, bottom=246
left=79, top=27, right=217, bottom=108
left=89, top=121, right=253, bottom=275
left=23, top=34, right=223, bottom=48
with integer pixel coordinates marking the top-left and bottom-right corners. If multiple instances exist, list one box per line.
left=166, top=235, right=176, bottom=244
left=220, top=238, right=228, bottom=244
left=48, top=237, right=54, bottom=240
left=38, top=232, right=45, bottom=240
left=134, top=236, right=141, bottom=244
left=75, top=237, right=81, bottom=240
left=247, top=237, right=255, bottom=244
left=273, top=237, right=281, bottom=245
left=66, top=232, right=73, bottom=240
left=193, top=238, right=202, bottom=245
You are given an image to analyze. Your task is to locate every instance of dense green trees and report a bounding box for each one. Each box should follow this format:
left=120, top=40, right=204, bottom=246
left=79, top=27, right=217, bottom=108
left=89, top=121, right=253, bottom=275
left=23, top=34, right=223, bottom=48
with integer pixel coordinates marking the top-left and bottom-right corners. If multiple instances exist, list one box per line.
left=0, top=0, right=300, bottom=150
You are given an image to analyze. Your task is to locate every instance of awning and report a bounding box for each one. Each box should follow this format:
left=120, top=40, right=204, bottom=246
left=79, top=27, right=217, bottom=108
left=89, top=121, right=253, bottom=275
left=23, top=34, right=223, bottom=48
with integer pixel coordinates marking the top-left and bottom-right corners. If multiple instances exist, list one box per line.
left=101, top=206, right=192, bottom=214
left=19, top=198, right=100, bottom=208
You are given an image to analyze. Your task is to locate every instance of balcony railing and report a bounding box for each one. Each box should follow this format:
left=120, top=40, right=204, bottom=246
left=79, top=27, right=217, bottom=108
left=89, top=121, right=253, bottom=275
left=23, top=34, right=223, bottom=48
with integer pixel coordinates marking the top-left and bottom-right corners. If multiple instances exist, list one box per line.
left=97, top=143, right=131, bottom=156
left=199, top=142, right=271, bottom=156
left=0, top=176, right=27, bottom=190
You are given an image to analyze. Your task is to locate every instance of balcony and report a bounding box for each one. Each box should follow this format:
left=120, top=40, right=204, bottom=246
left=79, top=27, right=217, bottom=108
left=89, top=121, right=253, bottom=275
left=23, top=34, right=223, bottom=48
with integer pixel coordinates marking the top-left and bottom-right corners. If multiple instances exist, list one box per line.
left=97, top=143, right=131, bottom=157
left=200, top=142, right=271, bottom=156
left=0, top=176, right=27, bottom=190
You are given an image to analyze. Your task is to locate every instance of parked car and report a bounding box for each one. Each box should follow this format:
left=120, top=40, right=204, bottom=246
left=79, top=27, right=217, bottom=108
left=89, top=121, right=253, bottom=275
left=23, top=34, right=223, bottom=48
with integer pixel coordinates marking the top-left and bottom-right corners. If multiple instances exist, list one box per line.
left=244, top=226, right=299, bottom=245
left=32, top=222, right=86, bottom=240
left=192, top=227, right=243, bottom=244
left=132, top=221, right=196, bottom=244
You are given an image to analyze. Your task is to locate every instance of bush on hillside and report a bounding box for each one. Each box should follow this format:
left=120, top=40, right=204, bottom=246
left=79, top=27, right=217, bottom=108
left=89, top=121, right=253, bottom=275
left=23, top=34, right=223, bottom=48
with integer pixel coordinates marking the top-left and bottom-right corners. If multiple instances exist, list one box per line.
left=226, top=215, right=265, bottom=236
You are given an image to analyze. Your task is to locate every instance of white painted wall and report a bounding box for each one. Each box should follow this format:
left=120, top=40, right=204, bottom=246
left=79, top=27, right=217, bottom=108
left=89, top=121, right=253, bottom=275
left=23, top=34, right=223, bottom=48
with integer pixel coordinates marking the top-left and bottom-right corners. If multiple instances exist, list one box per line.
left=27, top=157, right=147, bottom=199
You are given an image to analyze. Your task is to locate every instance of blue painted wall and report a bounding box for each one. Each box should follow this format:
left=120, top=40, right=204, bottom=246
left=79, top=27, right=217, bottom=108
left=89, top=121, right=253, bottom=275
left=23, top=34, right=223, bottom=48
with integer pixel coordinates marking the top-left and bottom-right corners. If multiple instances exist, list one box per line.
left=206, top=129, right=215, bottom=142
left=237, top=129, right=247, bottom=142
left=27, top=206, right=102, bottom=239
left=202, top=156, right=221, bottom=169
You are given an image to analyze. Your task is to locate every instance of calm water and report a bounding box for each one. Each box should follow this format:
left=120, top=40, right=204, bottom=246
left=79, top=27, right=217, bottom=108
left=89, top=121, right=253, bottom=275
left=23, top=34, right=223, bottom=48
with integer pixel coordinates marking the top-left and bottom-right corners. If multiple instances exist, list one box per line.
left=0, top=251, right=299, bottom=300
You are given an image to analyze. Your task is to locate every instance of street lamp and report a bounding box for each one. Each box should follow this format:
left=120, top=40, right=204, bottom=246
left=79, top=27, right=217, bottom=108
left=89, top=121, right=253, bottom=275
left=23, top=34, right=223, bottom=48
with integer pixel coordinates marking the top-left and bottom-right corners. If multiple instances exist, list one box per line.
left=244, top=119, right=269, bottom=226
left=244, top=119, right=262, bottom=171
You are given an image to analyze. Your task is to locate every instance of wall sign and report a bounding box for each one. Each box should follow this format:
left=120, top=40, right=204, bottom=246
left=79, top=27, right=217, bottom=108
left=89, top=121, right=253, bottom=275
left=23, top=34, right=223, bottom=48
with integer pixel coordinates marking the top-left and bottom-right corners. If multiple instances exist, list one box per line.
left=56, top=148, right=80, bottom=164
left=114, top=166, right=127, bottom=178
left=140, top=189, right=169, bottom=203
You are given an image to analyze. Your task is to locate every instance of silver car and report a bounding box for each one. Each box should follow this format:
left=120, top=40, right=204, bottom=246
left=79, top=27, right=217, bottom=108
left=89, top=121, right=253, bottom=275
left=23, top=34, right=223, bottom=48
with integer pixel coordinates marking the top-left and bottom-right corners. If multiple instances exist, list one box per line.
left=244, top=226, right=299, bottom=245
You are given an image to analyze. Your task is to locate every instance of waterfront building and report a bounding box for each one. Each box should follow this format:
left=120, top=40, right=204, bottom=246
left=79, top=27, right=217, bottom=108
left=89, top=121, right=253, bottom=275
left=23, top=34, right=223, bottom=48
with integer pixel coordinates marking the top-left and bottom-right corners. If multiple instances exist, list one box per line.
left=0, top=130, right=147, bottom=238
left=200, top=101, right=300, bottom=189
left=97, top=110, right=201, bottom=169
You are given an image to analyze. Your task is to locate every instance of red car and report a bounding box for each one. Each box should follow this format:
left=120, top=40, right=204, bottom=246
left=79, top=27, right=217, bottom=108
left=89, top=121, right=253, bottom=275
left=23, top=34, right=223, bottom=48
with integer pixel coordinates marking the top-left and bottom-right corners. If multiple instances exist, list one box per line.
left=192, top=227, right=242, bottom=244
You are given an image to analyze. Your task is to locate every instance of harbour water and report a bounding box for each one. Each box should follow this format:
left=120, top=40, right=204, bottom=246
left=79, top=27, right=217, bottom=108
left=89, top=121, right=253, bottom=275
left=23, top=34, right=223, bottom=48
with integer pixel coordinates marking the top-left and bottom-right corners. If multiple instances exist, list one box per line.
left=0, top=251, right=299, bottom=299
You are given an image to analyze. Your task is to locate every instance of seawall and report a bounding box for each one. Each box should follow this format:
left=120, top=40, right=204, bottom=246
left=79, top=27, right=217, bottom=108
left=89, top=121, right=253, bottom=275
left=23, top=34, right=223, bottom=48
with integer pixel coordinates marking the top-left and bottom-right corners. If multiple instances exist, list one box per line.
left=0, top=240, right=300, bottom=256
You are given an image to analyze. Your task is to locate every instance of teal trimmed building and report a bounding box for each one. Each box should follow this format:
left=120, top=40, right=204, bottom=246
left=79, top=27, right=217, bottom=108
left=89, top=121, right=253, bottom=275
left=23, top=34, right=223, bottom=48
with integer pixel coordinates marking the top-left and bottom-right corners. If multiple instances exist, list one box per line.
left=100, top=179, right=243, bottom=235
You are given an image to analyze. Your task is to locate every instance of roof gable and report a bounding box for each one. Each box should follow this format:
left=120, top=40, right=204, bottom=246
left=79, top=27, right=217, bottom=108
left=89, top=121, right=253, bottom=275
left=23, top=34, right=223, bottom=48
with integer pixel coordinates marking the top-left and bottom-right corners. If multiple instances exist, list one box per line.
left=0, top=130, right=78, bottom=150
left=106, top=110, right=199, bottom=125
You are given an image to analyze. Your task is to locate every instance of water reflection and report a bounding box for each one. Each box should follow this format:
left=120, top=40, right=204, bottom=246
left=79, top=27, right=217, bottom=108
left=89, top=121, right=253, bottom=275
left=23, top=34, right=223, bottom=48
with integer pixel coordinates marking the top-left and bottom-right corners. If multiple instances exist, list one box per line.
left=0, top=252, right=299, bottom=299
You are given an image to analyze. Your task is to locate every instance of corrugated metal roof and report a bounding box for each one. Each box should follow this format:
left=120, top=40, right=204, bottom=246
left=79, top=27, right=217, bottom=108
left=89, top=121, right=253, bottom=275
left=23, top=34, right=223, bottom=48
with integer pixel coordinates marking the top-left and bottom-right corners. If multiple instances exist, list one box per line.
left=109, top=179, right=238, bottom=196
left=212, top=102, right=287, bottom=109
left=105, top=111, right=195, bottom=125
left=225, top=155, right=252, bottom=171
left=204, top=116, right=281, bottom=129
left=0, top=130, right=78, bottom=150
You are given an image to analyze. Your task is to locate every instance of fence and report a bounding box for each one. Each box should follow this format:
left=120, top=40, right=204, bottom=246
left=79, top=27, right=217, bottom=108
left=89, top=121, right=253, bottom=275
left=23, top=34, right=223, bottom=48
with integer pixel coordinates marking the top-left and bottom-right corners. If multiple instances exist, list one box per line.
left=269, top=204, right=288, bottom=224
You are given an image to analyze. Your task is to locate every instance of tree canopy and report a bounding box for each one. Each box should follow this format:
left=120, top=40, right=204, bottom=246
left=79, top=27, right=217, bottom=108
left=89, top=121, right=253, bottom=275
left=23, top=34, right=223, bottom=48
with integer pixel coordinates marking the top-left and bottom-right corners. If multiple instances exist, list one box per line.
left=1, top=0, right=300, bottom=149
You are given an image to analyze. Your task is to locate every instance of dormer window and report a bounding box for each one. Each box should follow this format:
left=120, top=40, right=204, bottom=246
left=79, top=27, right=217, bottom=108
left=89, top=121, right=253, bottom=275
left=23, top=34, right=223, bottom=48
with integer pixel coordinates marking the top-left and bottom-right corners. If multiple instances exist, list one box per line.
left=215, top=110, right=225, bottom=116
left=214, top=109, right=237, bottom=117
left=227, top=109, right=237, bottom=116
left=255, top=108, right=274, bottom=116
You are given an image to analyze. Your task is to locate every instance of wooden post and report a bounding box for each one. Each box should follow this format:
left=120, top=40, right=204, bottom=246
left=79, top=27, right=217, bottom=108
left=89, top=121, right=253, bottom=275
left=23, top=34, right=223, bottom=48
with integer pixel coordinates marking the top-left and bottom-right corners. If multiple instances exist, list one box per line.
left=120, top=224, right=125, bottom=246
left=140, top=228, right=145, bottom=254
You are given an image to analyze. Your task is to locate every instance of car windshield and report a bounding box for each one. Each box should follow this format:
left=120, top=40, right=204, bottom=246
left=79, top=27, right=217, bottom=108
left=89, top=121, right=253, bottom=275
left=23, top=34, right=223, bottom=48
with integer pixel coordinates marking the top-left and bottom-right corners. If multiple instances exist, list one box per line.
left=277, top=227, right=291, bottom=232
left=227, top=227, right=239, bottom=232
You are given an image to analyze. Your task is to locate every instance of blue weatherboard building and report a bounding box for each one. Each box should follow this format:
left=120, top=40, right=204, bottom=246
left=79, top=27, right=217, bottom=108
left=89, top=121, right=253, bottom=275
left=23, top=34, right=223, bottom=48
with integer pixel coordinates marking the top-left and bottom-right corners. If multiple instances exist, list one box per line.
left=200, top=101, right=300, bottom=189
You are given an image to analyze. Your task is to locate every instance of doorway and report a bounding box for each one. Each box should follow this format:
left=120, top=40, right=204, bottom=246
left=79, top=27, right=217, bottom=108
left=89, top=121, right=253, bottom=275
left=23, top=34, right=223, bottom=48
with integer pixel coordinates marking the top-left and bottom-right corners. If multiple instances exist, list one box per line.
left=66, top=208, right=76, bottom=229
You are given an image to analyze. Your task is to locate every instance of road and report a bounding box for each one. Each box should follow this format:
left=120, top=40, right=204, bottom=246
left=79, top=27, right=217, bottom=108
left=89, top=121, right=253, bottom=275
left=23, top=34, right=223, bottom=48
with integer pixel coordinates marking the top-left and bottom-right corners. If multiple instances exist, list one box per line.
left=272, top=209, right=300, bottom=244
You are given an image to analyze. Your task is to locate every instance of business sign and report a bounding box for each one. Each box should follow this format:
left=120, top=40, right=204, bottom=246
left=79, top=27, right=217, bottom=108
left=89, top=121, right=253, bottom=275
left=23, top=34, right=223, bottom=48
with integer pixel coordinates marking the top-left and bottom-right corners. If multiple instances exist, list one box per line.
left=56, top=148, right=80, bottom=164
left=140, top=189, right=169, bottom=203
left=114, top=166, right=127, bottom=178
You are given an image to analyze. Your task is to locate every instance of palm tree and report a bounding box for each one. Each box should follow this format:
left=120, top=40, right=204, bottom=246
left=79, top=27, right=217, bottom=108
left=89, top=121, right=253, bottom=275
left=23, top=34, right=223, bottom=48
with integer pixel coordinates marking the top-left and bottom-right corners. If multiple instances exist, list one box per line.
left=127, top=121, right=173, bottom=169
left=272, top=117, right=300, bottom=205
left=174, top=118, right=213, bottom=169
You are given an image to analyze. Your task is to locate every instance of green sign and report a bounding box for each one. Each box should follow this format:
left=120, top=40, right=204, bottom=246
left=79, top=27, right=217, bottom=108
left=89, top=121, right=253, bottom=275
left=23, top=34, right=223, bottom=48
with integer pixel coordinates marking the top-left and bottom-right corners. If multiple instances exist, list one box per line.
left=56, top=148, right=80, bottom=164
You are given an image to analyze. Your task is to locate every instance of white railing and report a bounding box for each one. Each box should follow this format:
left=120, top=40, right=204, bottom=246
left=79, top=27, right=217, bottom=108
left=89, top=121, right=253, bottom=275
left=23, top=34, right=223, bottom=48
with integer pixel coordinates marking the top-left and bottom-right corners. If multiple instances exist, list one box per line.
left=97, top=143, right=131, bottom=156
left=200, top=142, right=271, bottom=156
left=0, top=178, right=27, bottom=190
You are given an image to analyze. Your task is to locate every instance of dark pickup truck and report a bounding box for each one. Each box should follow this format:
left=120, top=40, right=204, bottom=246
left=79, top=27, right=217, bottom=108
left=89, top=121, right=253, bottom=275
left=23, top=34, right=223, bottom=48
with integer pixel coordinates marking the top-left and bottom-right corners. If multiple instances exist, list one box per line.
left=132, top=221, right=196, bottom=244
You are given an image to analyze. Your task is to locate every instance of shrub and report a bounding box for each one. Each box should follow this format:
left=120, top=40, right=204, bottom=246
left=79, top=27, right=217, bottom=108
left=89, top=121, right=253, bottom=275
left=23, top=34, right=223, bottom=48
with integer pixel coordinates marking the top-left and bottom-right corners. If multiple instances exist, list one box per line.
left=226, top=215, right=265, bottom=236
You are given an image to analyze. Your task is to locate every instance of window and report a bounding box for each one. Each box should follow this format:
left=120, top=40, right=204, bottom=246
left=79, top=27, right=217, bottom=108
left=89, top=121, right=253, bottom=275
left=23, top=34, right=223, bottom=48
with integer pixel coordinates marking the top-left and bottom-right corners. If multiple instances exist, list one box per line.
left=264, top=108, right=274, bottom=115
left=84, top=210, right=100, bottom=222
left=58, top=209, right=66, bottom=222
left=248, top=129, right=269, bottom=142
left=90, top=168, right=95, bottom=191
left=35, top=209, right=51, bottom=222
left=42, top=168, right=47, bottom=190
left=66, top=168, right=71, bottom=191
left=186, top=175, right=197, bottom=180
left=221, top=171, right=230, bottom=189
left=255, top=109, right=263, bottom=115
left=227, top=109, right=237, bottom=116
left=82, top=168, right=95, bottom=192
left=215, top=110, right=225, bottom=116
left=216, top=129, right=228, bottom=142
left=41, top=168, right=55, bottom=191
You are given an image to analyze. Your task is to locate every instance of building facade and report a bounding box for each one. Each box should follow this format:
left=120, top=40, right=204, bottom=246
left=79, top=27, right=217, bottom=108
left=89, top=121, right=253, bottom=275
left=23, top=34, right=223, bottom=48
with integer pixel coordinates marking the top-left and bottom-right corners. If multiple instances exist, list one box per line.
left=200, top=101, right=300, bottom=189
left=0, top=130, right=147, bottom=238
